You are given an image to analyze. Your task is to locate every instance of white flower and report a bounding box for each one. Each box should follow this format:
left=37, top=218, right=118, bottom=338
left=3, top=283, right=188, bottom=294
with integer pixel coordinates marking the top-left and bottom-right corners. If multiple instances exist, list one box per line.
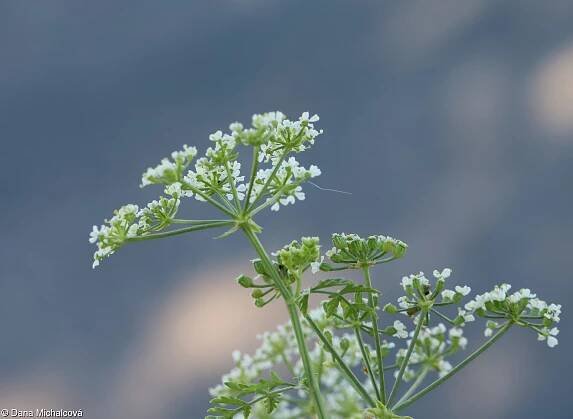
left=393, top=320, right=408, bottom=338
left=538, top=327, right=559, bottom=348
left=401, top=275, right=413, bottom=289
left=433, top=268, right=452, bottom=279
left=308, top=165, right=321, bottom=177
left=310, top=256, right=324, bottom=274
left=455, top=285, right=471, bottom=296
left=441, top=290, right=455, bottom=301
left=89, top=225, right=102, bottom=244
left=300, top=111, right=319, bottom=123
left=457, top=308, right=475, bottom=325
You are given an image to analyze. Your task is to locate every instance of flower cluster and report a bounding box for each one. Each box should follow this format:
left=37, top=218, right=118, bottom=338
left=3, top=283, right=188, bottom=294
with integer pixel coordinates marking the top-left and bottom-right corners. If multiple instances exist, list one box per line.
left=321, top=233, right=408, bottom=270
left=89, top=204, right=140, bottom=268
left=141, top=145, right=197, bottom=187
left=464, top=284, right=562, bottom=347
left=274, top=237, right=321, bottom=276
left=89, top=192, right=184, bottom=268
left=394, top=323, right=467, bottom=381
left=395, top=269, right=471, bottom=314
left=249, top=157, right=321, bottom=211
left=210, top=308, right=369, bottom=419
left=89, top=111, right=324, bottom=268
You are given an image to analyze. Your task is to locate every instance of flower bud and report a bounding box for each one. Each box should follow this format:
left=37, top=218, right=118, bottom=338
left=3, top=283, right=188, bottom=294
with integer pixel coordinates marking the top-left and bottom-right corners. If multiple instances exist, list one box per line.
left=383, top=303, right=398, bottom=314
left=237, top=274, right=253, bottom=288
left=251, top=289, right=264, bottom=298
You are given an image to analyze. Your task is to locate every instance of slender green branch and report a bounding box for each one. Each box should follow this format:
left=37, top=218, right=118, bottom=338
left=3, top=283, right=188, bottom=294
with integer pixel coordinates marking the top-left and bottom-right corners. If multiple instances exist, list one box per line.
left=241, top=226, right=327, bottom=419
left=228, top=385, right=297, bottom=413
left=354, top=326, right=382, bottom=401
left=224, top=160, right=241, bottom=211
left=171, top=218, right=232, bottom=224
left=305, top=314, right=376, bottom=407
left=280, top=351, right=296, bottom=377
left=362, top=266, right=387, bottom=403
left=127, top=221, right=234, bottom=242
left=395, top=366, right=429, bottom=407
left=247, top=151, right=287, bottom=211
left=243, top=146, right=260, bottom=211
left=214, top=190, right=239, bottom=214
left=394, top=322, right=513, bottom=412
left=430, top=308, right=456, bottom=326
left=388, top=312, right=426, bottom=406
left=249, top=177, right=305, bottom=217
left=185, top=184, right=237, bottom=217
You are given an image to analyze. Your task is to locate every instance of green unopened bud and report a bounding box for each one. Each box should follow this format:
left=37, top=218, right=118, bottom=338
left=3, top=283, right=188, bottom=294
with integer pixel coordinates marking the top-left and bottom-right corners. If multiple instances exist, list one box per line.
left=254, top=298, right=266, bottom=308
left=253, top=259, right=266, bottom=275
left=383, top=303, right=398, bottom=314
left=237, top=274, right=253, bottom=288
left=383, top=326, right=397, bottom=336
left=486, top=320, right=498, bottom=329
left=392, top=241, right=408, bottom=258
left=332, top=234, right=347, bottom=250
left=251, top=289, right=264, bottom=298
left=340, top=337, right=350, bottom=352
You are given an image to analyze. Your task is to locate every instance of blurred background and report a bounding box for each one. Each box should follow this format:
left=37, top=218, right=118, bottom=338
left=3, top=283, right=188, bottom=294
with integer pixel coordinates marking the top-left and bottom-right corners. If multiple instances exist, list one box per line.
left=1, top=1, right=571, bottom=418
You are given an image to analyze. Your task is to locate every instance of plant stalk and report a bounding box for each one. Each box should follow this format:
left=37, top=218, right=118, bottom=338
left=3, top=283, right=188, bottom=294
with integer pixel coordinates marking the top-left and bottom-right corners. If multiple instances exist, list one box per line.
left=242, top=225, right=327, bottom=419
left=362, top=266, right=387, bottom=403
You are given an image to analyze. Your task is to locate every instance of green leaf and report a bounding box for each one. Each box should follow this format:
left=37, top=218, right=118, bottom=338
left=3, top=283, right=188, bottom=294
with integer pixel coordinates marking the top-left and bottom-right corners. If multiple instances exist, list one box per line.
left=210, top=396, right=246, bottom=406
left=297, top=292, right=309, bottom=315
left=311, top=278, right=352, bottom=291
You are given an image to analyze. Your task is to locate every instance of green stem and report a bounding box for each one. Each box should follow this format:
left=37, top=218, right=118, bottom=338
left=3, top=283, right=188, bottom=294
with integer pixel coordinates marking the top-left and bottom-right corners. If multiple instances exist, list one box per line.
left=247, top=151, right=287, bottom=211
left=229, top=385, right=297, bottom=413
left=280, top=351, right=296, bottom=376
left=362, top=266, right=386, bottom=403
left=305, top=314, right=376, bottom=407
left=393, top=322, right=513, bottom=412
left=243, top=146, right=260, bottom=210
left=241, top=226, right=327, bottom=419
left=224, top=160, right=241, bottom=211
left=395, top=366, right=429, bottom=407
left=127, top=221, right=234, bottom=242
left=387, top=312, right=425, bottom=406
left=185, top=184, right=237, bottom=217
left=430, top=308, right=456, bottom=326
left=171, top=218, right=231, bottom=224
left=354, top=327, right=381, bottom=401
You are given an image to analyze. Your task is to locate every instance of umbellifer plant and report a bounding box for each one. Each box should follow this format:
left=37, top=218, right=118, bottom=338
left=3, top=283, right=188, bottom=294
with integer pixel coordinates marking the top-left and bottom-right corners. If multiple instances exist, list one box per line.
left=90, top=111, right=562, bottom=418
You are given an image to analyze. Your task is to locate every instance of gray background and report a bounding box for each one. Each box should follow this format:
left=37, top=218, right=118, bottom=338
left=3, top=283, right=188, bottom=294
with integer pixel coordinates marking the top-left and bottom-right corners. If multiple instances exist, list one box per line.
left=1, top=1, right=571, bottom=418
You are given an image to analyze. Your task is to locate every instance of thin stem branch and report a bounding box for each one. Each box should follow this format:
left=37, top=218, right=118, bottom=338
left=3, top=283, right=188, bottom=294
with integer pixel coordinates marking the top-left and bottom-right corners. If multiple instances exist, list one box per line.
left=243, top=146, right=260, bottom=211
left=171, top=218, right=232, bottom=224
left=241, top=226, right=327, bottom=419
left=185, top=184, right=237, bottom=217
left=224, top=160, right=241, bottom=211
left=393, top=322, right=513, bottom=412
left=395, top=366, right=429, bottom=407
left=354, top=327, right=381, bottom=401
left=247, top=151, right=287, bottom=211
left=127, top=221, right=234, bottom=242
left=305, top=314, right=376, bottom=408
left=362, top=266, right=386, bottom=403
left=430, top=308, right=456, bottom=326
left=387, top=312, right=425, bottom=406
